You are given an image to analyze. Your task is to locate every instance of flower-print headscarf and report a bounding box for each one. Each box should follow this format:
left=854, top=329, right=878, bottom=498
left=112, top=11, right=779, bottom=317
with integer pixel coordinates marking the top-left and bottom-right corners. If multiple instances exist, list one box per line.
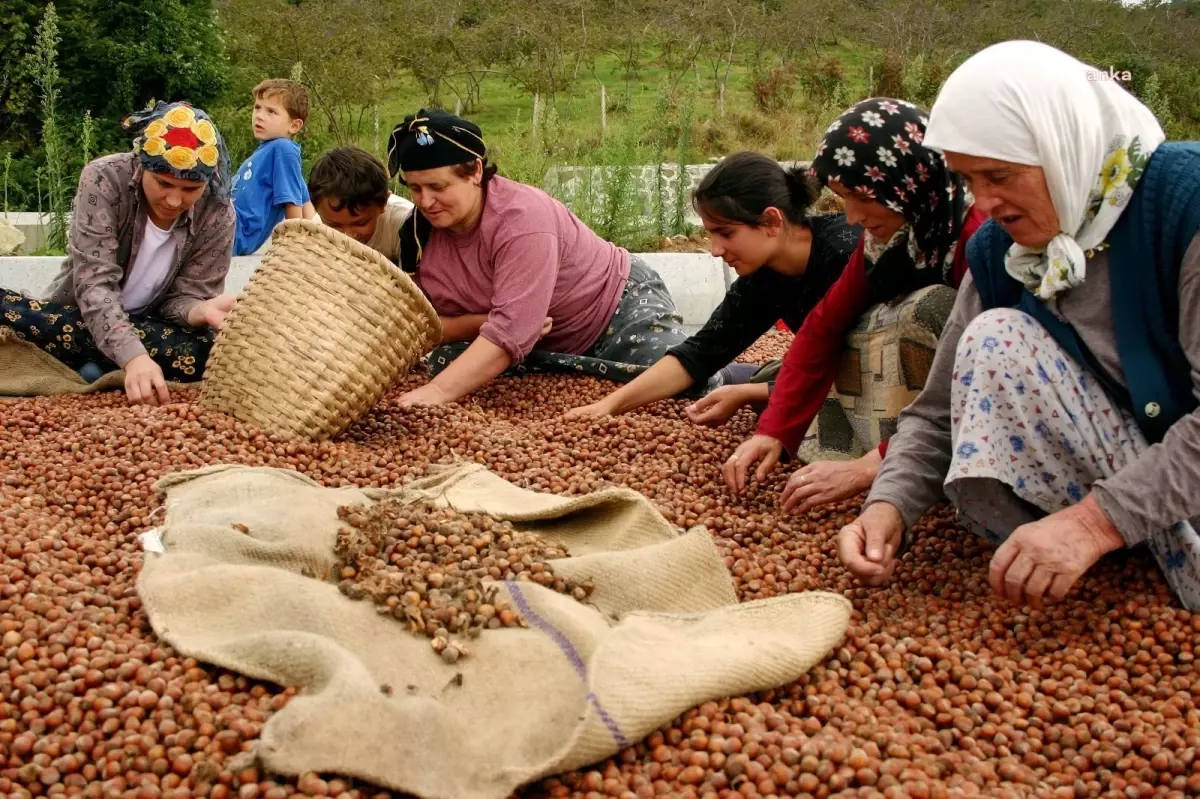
left=810, top=98, right=971, bottom=304
left=123, top=101, right=231, bottom=199
left=923, top=40, right=1165, bottom=301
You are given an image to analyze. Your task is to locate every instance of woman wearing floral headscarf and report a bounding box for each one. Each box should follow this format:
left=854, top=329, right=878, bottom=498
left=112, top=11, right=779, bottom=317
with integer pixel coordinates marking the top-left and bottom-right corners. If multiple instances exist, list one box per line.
left=0, top=101, right=236, bottom=405
left=723, top=98, right=987, bottom=513
left=840, top=40, right=1200, bottom=611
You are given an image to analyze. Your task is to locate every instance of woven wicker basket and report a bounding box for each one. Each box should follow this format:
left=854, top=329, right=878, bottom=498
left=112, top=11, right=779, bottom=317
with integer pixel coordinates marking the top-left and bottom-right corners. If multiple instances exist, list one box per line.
left=199, top=219, right=441, bottom=441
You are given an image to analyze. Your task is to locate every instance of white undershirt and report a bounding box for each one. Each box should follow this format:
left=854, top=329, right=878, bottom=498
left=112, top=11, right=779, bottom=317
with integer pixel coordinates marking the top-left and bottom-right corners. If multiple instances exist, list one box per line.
left=121, top=217, right=179, bottom=315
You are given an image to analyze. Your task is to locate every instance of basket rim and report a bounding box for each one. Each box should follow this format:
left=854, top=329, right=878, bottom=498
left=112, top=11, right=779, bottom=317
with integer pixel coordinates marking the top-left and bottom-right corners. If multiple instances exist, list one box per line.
left=266, top=218, right=442, bottom=336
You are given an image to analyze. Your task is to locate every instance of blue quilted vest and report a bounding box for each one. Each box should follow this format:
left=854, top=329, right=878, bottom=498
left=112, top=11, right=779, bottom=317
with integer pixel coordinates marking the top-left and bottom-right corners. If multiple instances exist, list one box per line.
left=967, top=141, right=1200, bottom=444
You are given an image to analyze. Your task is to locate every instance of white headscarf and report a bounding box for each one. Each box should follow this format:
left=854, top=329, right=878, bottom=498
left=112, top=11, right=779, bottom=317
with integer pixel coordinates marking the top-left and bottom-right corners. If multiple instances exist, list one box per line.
left=923, top=40, right=1165, bottom=300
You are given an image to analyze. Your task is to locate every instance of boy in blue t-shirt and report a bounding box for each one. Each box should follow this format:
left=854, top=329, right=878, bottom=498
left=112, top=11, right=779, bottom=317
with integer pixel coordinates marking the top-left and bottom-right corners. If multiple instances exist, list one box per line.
left=231, top=79, right=315, bottom=255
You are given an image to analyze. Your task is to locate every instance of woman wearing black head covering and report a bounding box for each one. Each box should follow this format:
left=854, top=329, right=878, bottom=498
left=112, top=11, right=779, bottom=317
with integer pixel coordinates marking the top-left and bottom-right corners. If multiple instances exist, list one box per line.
left=386, top=108, right=690, bottom=407
left=722, top=98, right=988, bottom=515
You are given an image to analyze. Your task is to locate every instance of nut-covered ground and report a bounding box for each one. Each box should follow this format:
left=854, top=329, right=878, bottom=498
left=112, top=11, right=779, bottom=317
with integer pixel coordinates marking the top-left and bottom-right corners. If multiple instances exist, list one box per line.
left=1, top=332, right=1198, bottom=799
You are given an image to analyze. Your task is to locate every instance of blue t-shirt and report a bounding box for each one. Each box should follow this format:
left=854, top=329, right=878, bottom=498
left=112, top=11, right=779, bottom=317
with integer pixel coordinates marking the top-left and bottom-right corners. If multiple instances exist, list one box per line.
left=231, top=138, right=310, bottom=255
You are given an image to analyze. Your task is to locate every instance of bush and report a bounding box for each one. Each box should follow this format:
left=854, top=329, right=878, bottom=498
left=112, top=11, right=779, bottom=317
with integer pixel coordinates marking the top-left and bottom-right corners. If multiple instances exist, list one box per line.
left=752, top=60, right=798, bottom=113
left=902, top=53, right=949, bottom=109
left=799, top=54, right=846, bottom=105
left=872, top=49, right=905, bottom=100
left=0, top=0, right=228, bottom=211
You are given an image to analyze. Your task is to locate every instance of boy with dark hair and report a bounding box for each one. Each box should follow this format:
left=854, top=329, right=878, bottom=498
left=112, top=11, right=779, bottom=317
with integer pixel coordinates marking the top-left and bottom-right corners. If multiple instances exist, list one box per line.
left=309, top=146, right=413, bottom=263
left=231, top=78, right=315, bottom=255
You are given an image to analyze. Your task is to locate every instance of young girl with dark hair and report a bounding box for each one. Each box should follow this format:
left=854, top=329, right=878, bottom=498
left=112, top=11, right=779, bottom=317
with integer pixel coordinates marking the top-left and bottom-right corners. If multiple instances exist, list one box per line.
left=565, top=150, right=860, bottom=422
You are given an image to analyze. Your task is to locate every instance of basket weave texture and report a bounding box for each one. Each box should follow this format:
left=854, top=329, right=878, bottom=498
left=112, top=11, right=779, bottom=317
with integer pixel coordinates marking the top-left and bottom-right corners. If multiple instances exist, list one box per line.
left=199, top=219, right=441, bottom=441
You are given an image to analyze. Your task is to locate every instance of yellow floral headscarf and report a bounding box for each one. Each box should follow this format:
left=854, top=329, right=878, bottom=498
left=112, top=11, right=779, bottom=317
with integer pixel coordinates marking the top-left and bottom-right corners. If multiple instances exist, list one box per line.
left=123, top=101, right=230, bottom=198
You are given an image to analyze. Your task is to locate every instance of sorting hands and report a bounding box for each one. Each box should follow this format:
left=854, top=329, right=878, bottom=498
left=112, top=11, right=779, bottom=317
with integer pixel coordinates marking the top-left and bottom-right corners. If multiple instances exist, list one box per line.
left=563, top=398, right=615, bottom=420
left=123, top=354, right=171, bottom=407
left=837, top=493, right=1125, bottom=608
left=397, top=383, right=452, bottom=408
left=187, top=294, right=238, bottom=330
left=780, top=456, right=878, bottom=514
left=986, top=495, right=1124, bottom=608
left=685, top=385, right=755, bottom=426
left=721, top=434, right=784, bottom=493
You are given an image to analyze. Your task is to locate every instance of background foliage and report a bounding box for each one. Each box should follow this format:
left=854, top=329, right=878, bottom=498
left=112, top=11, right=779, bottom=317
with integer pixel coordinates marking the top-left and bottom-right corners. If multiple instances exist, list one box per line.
left=4, top=0, right=1200, bottom=250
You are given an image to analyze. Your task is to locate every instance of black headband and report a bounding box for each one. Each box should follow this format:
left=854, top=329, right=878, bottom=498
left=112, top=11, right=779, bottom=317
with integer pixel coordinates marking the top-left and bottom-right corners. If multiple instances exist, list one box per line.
left=387, top=108, right=485, bottom=178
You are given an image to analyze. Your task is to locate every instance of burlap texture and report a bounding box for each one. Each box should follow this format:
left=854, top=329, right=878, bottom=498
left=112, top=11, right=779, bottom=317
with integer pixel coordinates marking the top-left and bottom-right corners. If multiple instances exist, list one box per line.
left=137, top=463, right=852, bottom=799
left=0, top=326, right=188, bottom=397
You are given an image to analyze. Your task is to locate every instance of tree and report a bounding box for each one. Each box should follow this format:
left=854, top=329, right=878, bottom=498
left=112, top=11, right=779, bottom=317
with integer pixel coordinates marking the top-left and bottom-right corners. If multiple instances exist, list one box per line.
left=217, top=0, right=404, bottom=145
left=1, top=0, right=228, bottom=153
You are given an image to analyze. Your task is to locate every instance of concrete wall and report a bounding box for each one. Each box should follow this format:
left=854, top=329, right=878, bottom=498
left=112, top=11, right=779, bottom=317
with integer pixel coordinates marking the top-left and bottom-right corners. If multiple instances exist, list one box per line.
left=0, top=253, right=734, bottom=329
left=1, top=213, right=54, bottom=254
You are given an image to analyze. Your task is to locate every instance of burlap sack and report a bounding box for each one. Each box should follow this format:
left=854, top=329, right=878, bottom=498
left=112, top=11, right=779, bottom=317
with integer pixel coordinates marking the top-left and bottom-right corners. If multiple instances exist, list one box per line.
left=137, top=463, right=852, bottom=799
left=0, top=326, right=189, bottom=397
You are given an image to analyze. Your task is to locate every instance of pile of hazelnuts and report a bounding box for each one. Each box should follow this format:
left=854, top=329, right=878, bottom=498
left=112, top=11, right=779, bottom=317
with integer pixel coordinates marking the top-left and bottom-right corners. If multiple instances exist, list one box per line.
left=1, top=332, right=1196, bottom=798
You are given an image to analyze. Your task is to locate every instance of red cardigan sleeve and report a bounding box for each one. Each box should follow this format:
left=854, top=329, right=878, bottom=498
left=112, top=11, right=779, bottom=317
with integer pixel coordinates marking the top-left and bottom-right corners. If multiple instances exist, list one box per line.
left=877, top=206, right=988, bottom=459
left=755, top=241, right=871, bottom=453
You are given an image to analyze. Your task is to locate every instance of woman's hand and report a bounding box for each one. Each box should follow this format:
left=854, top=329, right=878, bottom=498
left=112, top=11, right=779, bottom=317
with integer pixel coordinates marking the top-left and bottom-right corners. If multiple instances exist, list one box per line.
left=686, top=385, right=756, bottom=426
left=722, top=434, right=784, bottom=492
left=397, top=383, right=452, bottom=408
left=838, top=502, right=905, bottom=586
left=541, top=316, right=553, bottom=338
left=988, top=494, right=1124, bottom=607
left=187, top=294, right=237, bottom=329
left=123, top=354, right=170, bottom=406
left=780, top=450, right=882, bottom=513
left=563, top=398, right=615, bottom=420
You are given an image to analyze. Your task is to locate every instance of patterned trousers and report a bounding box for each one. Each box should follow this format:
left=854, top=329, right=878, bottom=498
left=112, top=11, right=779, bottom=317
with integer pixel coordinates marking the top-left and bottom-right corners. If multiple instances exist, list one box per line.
left=427, top=256, right=689, bottom=382
left=945, top=307, right=1200, bottom=610
left=1, top=289, right=214, bottom=381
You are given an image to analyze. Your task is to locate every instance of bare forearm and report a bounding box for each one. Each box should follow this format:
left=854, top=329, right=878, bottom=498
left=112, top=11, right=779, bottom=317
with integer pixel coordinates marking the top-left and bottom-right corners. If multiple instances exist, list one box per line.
left=741, top=382, right=770, bottom=408
left=428, top=337, right=512, bottom=402
left=859, top=447, right=883, bottom=478
left=602, top=356, right=696, bottom=414
left=284, top=204, right=304, bottom=220
left=439, top=314, right=489, bottom=344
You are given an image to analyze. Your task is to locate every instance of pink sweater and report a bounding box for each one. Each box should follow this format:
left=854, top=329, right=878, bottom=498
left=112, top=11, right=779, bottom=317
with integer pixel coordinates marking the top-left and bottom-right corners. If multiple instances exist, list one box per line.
left=414, top=176, right=631, bottom=362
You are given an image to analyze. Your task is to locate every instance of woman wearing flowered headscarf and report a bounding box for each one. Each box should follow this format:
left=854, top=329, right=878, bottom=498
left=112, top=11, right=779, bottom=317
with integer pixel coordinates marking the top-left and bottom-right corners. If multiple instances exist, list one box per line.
left=840, top=40, right=1200, bottom=612
left=723, top=98, right=987, bottom=512
left=1, top=101, right=236, bottom=405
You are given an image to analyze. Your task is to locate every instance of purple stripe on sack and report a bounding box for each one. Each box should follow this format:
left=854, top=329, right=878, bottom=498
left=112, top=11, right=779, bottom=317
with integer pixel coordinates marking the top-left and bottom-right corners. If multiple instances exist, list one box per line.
left=506, top=580, right=630, bottom=749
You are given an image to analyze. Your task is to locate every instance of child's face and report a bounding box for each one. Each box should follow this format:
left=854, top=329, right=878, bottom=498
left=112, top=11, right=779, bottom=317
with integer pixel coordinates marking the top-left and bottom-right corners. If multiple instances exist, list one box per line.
left=315, top=198, right=386, bottom=245
left=252, top=95, right=303, bottom=141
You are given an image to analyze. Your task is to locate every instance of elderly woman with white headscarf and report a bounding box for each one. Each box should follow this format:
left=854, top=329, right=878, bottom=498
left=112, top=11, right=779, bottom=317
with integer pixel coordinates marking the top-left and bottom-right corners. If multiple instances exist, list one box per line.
left=837, top=40, right=1200, bottom=610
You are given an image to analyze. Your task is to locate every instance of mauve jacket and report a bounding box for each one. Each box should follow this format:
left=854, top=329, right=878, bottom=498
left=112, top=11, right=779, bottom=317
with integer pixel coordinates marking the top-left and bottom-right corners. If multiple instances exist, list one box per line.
left=41, top=152, right=235, bottom=367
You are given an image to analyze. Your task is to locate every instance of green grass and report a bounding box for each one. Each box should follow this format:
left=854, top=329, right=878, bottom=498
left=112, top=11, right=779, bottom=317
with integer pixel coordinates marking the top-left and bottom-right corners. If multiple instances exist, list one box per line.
left=217, top=45, right=870, bottom=184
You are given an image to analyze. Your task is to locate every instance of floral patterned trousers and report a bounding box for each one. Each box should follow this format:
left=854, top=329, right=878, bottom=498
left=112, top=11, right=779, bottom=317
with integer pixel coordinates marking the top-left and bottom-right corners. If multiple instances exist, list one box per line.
left=427, top=256, right=689, bottom=382
left=945, top=308, right=1200, bottom=610
left=1, top=290, right=214, bottom=381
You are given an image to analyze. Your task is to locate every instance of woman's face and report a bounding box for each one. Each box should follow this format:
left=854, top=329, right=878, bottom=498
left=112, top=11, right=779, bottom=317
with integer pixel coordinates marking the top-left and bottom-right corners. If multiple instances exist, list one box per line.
left=140, top=171, right=208, bottom=228
left=403, top=162, right=483, bottom=231
left=700, top=207, right=784, bottom=277
left=943, top=152, right=1060, bottom=249
left=827, top=180, right=906, bottom=243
